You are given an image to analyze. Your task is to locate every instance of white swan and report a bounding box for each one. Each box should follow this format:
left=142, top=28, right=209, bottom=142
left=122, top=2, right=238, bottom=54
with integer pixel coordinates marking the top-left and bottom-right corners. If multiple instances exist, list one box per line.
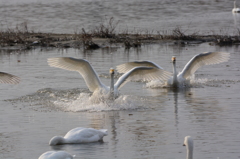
left=183, top=136, right=194, bottom=159
left=116, top=52, right=230, bottom=88
left=0, top=72, right=20, bottom=84
left=49, top=127, right=108, bottom=145
left=38, top=151, right=75, bottom=159
left=233, top=1, right=240, bottom=13
left=47, top=57, right=171, bottom=98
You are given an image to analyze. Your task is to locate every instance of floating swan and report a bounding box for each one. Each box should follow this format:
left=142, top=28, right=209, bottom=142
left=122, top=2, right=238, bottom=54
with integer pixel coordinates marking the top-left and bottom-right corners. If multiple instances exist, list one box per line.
left=183, top=136, right=194, bottom=159
left=0, top=72, right=20, bottom=84
left=116, top=52, right=230, bottom=88
left=233, top=1, right=240, bottom=13
left=48, top=57, right=171, bottom=98
left=49, top=127, right=108, bottom=145
left=38, top=151, right=75, bottom=159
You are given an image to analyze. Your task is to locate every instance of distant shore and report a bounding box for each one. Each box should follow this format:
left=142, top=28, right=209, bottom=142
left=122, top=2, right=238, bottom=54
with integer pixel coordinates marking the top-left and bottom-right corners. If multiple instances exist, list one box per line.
left=1, top=19, right=239, bottom=51
left=1, top=31, right=240, bottom=51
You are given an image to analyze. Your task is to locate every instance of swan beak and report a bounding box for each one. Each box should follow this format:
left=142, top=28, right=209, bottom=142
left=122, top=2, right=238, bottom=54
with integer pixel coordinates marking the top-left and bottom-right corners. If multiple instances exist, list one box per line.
left=109, top=68, right=115, bottom=74
left=183, top=143, right=186, bottom=146
left=172, top=56, right=176, bottom=62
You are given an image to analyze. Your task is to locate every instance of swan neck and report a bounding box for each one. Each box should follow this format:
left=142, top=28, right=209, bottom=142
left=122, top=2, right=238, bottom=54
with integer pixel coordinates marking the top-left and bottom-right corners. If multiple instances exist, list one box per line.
left=172, top=61, right=178, bottom=87
left=109, top=72, right=114, bottom=99
left=186, top=145, right=193, bottom=159
left=234, top=1, right=236, bottom=8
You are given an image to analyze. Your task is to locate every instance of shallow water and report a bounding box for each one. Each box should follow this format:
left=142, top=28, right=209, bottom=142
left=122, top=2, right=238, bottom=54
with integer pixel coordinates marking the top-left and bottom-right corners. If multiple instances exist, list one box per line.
left=0, top=42, right=239, bottom=159
left=0, top=0, right=240, bottom=34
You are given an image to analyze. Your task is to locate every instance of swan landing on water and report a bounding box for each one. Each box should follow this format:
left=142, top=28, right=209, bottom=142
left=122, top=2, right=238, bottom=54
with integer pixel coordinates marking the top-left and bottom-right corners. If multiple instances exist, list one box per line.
left=47, top=57, right=171, bottom=99
left=38, top=151, right=75, bottom=159
left=0, top=72, right=20, bottom=84
left=233, top=0, right=240, bottom=13
left=49, top=127, right=108, bottom=145
left=183, top=136, right=194, bottom=159
left=116, top=52, right=230, bottom=88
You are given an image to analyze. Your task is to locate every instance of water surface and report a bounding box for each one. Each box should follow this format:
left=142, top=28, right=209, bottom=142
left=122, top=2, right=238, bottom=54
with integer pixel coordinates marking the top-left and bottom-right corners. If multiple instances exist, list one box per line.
left=0, top=0, right=239, bottom=34
left=0, top=43, right=239, bottom=158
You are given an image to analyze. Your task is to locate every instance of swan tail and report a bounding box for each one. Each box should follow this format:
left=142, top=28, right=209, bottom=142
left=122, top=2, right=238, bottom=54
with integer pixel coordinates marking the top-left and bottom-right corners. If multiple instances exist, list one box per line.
left=100, top=129, right=108, bottom=135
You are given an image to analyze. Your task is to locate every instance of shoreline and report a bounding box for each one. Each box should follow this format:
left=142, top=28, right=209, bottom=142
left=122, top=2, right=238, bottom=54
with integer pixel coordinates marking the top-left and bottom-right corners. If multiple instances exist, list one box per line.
left=0, top=32, right=239, bottom=51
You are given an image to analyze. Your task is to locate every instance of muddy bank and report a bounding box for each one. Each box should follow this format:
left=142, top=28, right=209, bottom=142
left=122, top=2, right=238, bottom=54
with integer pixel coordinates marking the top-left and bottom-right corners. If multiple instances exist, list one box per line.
left=0, top=32, right=240, bottom=51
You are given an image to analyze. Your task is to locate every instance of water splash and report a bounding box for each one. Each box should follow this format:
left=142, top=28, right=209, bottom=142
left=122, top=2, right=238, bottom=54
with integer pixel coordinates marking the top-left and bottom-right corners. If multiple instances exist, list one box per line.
left=145, top=78, right=238, bottom=89
left=7, top=88, right=150, bottom=112
left=53, top=93, right=147, bottom=112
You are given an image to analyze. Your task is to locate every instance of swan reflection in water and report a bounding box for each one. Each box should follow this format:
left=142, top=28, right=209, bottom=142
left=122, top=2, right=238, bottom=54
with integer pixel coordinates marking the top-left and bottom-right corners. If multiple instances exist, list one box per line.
left=38, top=151, right=75, bottom=159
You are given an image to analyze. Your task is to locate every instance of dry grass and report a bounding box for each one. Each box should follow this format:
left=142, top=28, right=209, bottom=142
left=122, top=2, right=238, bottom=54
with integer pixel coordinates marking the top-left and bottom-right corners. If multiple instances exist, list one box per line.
left=0, top=22, right=32, bottom=46
left=91, top=17, right=119, bottom=38
left=1, top=19, right=240, bottom=50
left=157, top=26, right=199, bottom=40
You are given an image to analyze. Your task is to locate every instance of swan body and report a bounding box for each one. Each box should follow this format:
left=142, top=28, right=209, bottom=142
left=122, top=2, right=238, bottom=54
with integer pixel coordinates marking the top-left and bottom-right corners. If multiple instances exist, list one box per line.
left=38, top=151, right=75, bottom=159
left=233, top=1, right=240, bottom=13
left=0, top=72, right=20, bottom=84
left=183, top=136, right=194, bottom=159
left=48, top=57, right=171, bottom=98
left=116, top=52, right=230, bottom=88
left=49, top=127, right=108, bottom=145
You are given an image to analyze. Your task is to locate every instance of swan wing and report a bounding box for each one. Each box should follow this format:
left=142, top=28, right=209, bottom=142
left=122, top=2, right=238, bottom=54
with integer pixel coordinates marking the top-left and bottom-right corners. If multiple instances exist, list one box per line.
left=115, top=66, right=172, bottom=89
left=116, top=61, right=163, bottom=73
left=77, top=128, right=102, bottom=138
left=180, top=52, right=230, bottom=79
left=47, top=57, right=105, bottom=92
left=0, top=72, right=20, bottom=84
left=64, top=127, right=85, bottom=138
left=65, top=128, right=104, bottom=142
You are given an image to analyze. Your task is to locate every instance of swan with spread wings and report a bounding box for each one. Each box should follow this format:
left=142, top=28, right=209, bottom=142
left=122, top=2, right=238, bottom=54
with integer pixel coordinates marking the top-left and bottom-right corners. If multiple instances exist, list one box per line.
left=116, top=52, right=230, bottom=88
left=48, top=57, right=171, bottom=98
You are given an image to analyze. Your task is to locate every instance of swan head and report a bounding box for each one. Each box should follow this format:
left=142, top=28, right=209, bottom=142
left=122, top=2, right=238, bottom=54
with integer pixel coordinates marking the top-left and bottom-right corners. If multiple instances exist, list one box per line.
left=183, top=136, right=194, bottom=157
left=109, top=68, right=115, bottom=75
left=49, top=136, right=65, bottom=146
left=172, top=56, right=176, bottom=63
left=183, top=136, right=193, bottom=147
left=183, top=136, right=194, bottom=159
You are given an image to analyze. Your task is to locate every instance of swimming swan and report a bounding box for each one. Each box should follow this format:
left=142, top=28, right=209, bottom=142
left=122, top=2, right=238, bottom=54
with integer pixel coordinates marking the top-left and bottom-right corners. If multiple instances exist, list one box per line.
left=49, top=127, right=108, bottom=145
left=0, top=72, right=20, bottom=84
left=183, top=136, right=194, bottom=159
left=38, top=151, right=75, bottom=159
left=116, top=52, right=230, bottom=88
left=47, top=57, right=171, bottom=98
left=233, top=1, right=240, bottom=13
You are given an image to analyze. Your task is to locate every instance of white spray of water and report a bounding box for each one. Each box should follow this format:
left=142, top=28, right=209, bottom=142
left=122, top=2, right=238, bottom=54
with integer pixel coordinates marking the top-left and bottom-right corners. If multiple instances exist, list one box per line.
left=53, top=92, right=149, bottom=112
left=145, top=77, right=212, bottom=89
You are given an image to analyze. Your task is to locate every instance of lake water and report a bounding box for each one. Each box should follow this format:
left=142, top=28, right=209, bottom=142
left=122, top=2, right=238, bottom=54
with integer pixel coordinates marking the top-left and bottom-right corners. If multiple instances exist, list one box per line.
left=0, top=42, right=239, bottom=159
left=0, top=0, right=240, bottom=35
left=0, top=0, right=240, bottom=159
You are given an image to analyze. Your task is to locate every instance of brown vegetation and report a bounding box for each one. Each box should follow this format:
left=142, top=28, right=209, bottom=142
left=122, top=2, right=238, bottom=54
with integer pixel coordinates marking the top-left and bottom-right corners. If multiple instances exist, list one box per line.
left=0, top=18, right=239, bottom=51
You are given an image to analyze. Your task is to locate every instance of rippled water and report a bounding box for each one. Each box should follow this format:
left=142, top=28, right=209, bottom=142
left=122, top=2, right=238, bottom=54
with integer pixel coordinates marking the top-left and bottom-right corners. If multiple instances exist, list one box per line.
left=0, top=42, right=240, bottom=159
left=0, top=0, right=240, bottom=34
left=0, top=0, right=240, bottom=158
